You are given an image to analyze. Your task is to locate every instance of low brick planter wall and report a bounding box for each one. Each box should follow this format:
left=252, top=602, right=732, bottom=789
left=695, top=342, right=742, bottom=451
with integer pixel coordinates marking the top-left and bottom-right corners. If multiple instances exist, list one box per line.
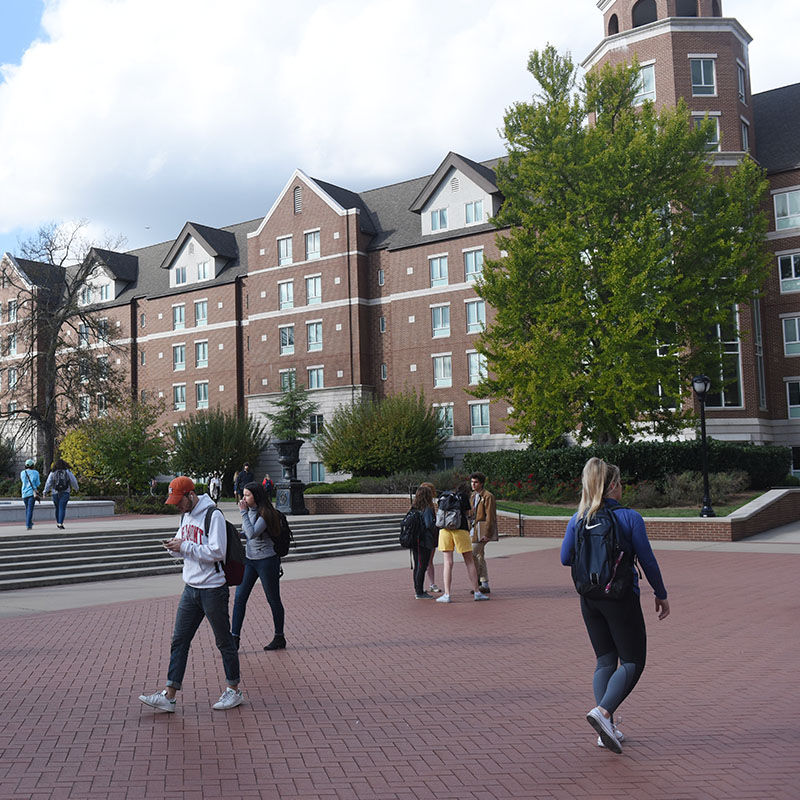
left=303, top=489, right=800, bottom=542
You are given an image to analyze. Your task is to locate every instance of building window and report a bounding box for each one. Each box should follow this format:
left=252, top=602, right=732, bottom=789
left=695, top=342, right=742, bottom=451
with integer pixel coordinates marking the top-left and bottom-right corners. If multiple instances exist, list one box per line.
left=173, top=305, right=185, bottom=331
left=377, top=269, right=385, bottom=287
left=173, top=384, right=186, bottom=411
left=470, top=402, right=490, bottom=435
left=466, top=300, right=486, bottom=334
left=468, top=352, right=487, bottom=385
left=175, top=265, right=187, bottom=285
left=465, top=200, right=483, bottom=224
left=706, top=308, right=742, bottom=408
left=79, top=324, right=89, bottom=346
left=306, top=321, right=322, bottom=352
left=310, top=462, right=326, bottom=482
left=278, top=280, right=294, bottom=310
left=753, top=298, right=767, bottom=410
left=309, top=413, right=324, bottom=436
left=775, top=190, right=800, bottom=231
left=741, top=119, right=749, bottom=151
left=8, top=367, right=18, bottom=389
left=195, top=300, right=208, bottom=326
left=98, top=283, right=111, bottom=301
left=690, top=58, right=716, bottom=95
left=79, top=287, right=92, bottom=306
left=293, top=186, right=302, bottom=214
left=280, top=369, right=296, bottom=392
left=435, top=404, right=454, bottom=436
left=140, top=350, right=146, bottom=366
left=139, top=312, right=146, bottom=329
left=305, top=275, right=322, bottom=305
left=431, top=305, right=450, bottom=338
left=97, top=393, right=108, bottom=417
left=173, top=344, right=186, bottom=371
left=429, top=255, right=448, bottom=287
left=79, top=395, right=90, bottom=419
left=7, top=333, right=16, bottom=356
left=380, top=363, right=388, bottom=381
left=694, top=115, right=720, bottom=151
left=305, top=230, right=320, bottom=260
left=196, top=381, right=209, bottom=409
left=279, top=325, right=295, bottom=355
left=634, top=63, right=656, bottom=105
left=278, top=236, right=292, bottom=265
left=737, top=63, right=746, bottom=103
left=431, top=208, right=448, bottom=231
left=79, top=357, right=90, bottom=382
left=464, top=249, right=484, bottom=282
left=308, top=366, right=324, bottom=389
left=8, top=300, right=17, bottom=322
left=787, top=382, right=800, bottom=419
left=197, top=261, right=209, bottom=280
left=779, top=253, right=800, bottom=292
left=379, top=316, right=386, bottom=333
left=783, top=317, right=800, bottom=355
left=97, top=318, right=109, bottom=342
left=195, top=340, right=208, bottom=368
left=433, top=355, right=452, bottom=388
left=97, top=355, right=108, bottom=379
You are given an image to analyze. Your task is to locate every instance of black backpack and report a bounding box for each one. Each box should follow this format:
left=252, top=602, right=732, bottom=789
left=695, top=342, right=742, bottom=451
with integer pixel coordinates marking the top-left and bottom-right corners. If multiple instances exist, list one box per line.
left=571, top=506, right=635, bottom=600
left=53, top=470, right=70, bottom=492
left=204, top=506, right=246, bottom=586
left=435, top=491, right=462, bottom=530
left=270, top=513, right=294, bottom=558
left=399, top=508, right=424, bottom=548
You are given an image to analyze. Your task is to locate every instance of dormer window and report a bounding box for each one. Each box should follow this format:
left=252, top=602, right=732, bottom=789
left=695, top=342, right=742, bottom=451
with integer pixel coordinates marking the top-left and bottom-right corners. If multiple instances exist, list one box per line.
left=98, top=283, right=111, bottom=302
left=79, top=287, right=93, bottom=306
left=278, top=236, right=293, bottom=265
left=197, top=261, right=209, bottom=280
left=465, top=200, right=483, bottom=225
left=175, top=265, right=187, bottom=285
left=431, top=209, right=448, bottom=231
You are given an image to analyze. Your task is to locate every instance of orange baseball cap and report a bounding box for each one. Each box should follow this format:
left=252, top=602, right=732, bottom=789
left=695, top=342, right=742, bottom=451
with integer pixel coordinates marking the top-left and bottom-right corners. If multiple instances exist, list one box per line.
left=165, top=476, right=195, bottom=504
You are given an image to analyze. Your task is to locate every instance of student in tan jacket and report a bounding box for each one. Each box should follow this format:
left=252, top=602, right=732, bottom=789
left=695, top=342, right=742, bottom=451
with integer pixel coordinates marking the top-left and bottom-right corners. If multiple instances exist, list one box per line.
left=469, top=472, right=498, bottom=593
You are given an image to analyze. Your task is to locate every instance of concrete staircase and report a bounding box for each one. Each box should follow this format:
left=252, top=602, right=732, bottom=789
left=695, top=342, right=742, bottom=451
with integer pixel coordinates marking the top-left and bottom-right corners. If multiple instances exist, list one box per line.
left=0, top=514, right=405, bottom=591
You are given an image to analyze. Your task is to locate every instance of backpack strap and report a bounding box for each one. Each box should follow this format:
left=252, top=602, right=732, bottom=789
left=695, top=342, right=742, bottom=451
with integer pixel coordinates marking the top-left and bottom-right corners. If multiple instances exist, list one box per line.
left=204, top=506, right=224, bottom=573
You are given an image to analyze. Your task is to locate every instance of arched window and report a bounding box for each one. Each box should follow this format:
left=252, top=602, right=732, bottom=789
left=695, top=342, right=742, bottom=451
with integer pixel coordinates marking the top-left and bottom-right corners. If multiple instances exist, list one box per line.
left=608, top=13, right=619, bottom=35
left=711, top=0, right=721, bottom=16
left=293, top=186, right=302, bottom=214
left=632, top=0, right=657, bottom=27
left=676, top=0, right=697, bottom=15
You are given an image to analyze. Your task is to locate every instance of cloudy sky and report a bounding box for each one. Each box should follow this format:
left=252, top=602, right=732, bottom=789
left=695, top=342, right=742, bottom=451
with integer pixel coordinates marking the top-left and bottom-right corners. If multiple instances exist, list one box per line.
left=0, top=0, right=797, bottom=259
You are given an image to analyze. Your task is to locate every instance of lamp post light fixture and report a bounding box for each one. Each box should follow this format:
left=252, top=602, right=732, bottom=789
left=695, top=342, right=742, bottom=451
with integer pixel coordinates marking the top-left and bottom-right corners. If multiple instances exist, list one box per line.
left=691, top=374, right=715, bottom=518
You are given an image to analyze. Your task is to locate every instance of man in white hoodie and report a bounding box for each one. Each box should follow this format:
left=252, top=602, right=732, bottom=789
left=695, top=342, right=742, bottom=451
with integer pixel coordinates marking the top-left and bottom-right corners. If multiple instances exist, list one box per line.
left=138, top=476, right=243, bottom=712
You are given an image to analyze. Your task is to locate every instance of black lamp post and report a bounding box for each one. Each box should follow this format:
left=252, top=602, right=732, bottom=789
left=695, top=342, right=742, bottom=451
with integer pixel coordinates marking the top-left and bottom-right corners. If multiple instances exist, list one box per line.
left=692, top=375, right=715, bottom=518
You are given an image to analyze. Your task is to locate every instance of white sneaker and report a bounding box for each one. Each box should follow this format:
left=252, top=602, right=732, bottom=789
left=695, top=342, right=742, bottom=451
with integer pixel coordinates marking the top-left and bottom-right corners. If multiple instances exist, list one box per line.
left=213, top=688, right=244, bottom=710
left=428, top=584, right=442, bottom=593
left=597, top=724, right=625, bottom=748
left=473, top=591, right=490, bottom=601
left=586, top=707, right=622, bottom=753
left=138, top=690, right=176, bottom=713
left=435, top=594, right=451, bottom=603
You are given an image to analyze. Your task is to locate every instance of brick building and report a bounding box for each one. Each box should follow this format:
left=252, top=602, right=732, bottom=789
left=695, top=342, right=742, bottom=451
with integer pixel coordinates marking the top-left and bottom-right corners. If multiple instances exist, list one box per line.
left=1, top=0, right=798, bottom=479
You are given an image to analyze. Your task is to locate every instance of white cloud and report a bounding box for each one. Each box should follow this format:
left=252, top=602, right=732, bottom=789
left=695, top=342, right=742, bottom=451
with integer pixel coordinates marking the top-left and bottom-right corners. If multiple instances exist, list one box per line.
left=0, top=0, right=796, bottom=254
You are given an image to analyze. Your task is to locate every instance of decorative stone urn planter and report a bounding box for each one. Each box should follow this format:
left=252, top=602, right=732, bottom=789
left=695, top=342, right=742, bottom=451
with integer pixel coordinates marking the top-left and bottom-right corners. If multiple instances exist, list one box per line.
left=273, top=439, right=309, bottom=515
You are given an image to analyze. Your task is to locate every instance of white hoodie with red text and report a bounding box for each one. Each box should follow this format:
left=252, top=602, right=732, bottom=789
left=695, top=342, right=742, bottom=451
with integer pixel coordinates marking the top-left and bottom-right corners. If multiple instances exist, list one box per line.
left=169, top=494, right=227, bottom=588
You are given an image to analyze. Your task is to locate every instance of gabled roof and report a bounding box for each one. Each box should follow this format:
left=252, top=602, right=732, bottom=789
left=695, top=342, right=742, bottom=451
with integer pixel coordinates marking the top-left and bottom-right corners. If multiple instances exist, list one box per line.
left=313, top=178, right=378, bottom=236
left=2, top=254, right=66, bottom=306
left=158, top=221, right=239, bottom=270
left=753, top=83, right=800, bottom=174
left=409, top=151, right=501, bottom=213
left=88, top=248, right=139, bottom=283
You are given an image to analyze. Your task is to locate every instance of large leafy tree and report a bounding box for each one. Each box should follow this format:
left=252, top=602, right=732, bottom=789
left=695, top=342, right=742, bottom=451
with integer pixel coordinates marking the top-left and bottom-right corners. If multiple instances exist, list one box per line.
left=314, top=390, right=447, bottom=477
left=476, top=47, right=770, bottom=446
left=171, top=406, right=269, bottom=494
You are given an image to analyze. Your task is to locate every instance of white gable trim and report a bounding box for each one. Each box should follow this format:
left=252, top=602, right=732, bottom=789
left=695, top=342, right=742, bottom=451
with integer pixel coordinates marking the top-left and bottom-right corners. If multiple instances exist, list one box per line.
left=1, top=254, right=36, bottom=290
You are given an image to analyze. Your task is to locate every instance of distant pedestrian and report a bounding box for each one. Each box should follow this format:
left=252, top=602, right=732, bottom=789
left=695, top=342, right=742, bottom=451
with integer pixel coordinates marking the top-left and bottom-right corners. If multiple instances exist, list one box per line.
left=138, top=476, right=243, bottom=714
left=234, top=463, right=253, bottom=501
left=43, top=458, right=79, bottom=530
left=209, top=473, right=222, bottom=503
left=261, top=473, right=274, bottom=500
left=435, top=482, right=489, bottom=603
left=20, top=458, right=41, bottom=531
left=469, top=472, right=498, bottom=594
left=149, top=477, right=158, bottom=496
left=561, top=457, right=670, bottom=753
left=231, top=481, right=286, bottom=652
left=410, top=485, right=437, bottom=599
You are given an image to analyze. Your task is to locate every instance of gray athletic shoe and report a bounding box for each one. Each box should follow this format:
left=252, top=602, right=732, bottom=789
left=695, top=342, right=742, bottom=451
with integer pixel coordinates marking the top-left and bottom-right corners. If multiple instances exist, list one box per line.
left=138, top=690, right=176, bottom=713
left=213, top=688, right=244, bottom=710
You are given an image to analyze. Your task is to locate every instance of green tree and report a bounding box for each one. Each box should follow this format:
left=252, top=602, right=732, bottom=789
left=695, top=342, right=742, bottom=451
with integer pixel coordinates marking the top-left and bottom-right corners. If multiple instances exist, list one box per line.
left=314, top=390, right=447, bottom=476
left=264, top=384, right=318, bottom=440
left=476, top=46, right=770, bottom=446
left=59, top=398, right=169, bottom=494
left=171, top=406, right=269, bottom=494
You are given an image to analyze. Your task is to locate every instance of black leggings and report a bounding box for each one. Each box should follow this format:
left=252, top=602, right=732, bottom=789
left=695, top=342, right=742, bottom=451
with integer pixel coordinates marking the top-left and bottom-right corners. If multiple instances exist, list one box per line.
left=580, top=591, right=647, bottom=715
left=412, top=543, right=433, bottom=594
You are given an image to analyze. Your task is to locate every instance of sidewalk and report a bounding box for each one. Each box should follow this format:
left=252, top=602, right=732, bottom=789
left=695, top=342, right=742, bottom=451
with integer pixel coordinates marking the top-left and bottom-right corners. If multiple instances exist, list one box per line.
left=0, top=517, right=798, bottom=799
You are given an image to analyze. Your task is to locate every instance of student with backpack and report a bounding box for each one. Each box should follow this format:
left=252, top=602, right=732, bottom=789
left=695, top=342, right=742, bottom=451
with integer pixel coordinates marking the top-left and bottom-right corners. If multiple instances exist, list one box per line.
left=20, top=458, right=41, bottom=530
left=405, top=484, right=437, bottom=599
left=138, top=476, right=243, bottom=713
left=231, top=481, right=288, bottom=652
left=560, top=458, right=670, bottom=754
left=43, top=458, right=79, bottom=529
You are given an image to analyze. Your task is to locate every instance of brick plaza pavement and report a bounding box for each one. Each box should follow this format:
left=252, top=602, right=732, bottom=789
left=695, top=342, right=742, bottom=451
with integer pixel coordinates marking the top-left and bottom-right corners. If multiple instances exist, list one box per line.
left=0, top=544, right=798, bottom=800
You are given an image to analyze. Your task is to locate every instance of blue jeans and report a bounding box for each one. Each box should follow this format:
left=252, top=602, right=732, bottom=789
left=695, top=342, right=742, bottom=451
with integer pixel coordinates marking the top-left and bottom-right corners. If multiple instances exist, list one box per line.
left=166, top=585, right=240, bottom=691
left=231, top=556, right=284, bottom=637
left=23, top=496, right=36, bottom=528
left=52, top=491, right=70, bottom=525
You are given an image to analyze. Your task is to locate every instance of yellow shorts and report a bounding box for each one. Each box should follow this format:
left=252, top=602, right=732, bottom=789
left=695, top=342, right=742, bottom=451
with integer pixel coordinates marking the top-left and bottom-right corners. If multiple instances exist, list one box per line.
left=438, top=528, right=472, bottom=554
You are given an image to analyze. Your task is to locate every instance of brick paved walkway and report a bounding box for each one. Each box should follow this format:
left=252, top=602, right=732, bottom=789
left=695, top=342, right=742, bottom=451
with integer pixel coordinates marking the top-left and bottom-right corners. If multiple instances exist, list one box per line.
left=1, top=546, right=797, bottom=799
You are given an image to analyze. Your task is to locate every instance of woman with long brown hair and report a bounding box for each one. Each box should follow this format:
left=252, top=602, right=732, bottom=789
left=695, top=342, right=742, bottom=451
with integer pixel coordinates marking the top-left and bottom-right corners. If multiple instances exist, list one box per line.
left=231, top=481, right=286, bottom=651
left=410, top=484, right=437, bottom=599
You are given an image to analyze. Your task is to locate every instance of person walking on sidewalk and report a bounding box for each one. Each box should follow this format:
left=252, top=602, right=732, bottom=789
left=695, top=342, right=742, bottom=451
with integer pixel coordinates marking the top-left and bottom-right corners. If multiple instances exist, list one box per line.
left=138, top=476, right=243, bottom=713
left=43, top=458, right=79, bottom=529
left=234, top=463, right=254, bottom=502
left=560, top=457, right=670, bottom=753
left=20, top=458, right=41, bottom=530
left=231, top=481, right=287, bottom=652
left=469, top=472, right=498, bottom=595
